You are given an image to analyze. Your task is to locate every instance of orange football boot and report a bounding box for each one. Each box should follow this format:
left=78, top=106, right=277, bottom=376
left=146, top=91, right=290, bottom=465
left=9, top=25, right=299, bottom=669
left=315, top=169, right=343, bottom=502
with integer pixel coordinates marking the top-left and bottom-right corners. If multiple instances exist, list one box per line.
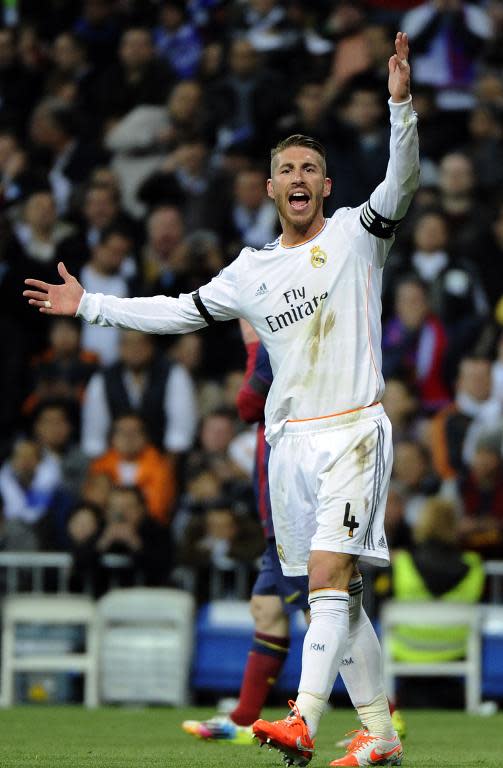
left=329, top=729, right=403, bottom=766
left=252, top=700, right=315, bottom=766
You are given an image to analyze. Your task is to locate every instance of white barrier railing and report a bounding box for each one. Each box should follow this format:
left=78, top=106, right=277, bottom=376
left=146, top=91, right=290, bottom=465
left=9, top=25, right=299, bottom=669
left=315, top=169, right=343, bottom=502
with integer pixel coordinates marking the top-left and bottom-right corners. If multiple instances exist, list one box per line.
left=0, top=553, right=501, bottom=605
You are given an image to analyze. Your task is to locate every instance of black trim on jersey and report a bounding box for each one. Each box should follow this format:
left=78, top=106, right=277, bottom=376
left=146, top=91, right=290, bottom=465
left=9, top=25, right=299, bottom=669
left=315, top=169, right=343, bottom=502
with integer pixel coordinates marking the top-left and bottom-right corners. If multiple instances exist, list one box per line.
left=192, top=290, right=216, bottom=326
left=360, top=201, right=402, bottom=239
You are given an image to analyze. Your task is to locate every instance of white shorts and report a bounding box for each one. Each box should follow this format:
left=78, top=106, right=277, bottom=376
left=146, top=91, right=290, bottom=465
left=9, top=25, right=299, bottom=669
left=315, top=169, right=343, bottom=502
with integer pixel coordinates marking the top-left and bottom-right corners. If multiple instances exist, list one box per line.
left=268, top=403, right=392, bottom=576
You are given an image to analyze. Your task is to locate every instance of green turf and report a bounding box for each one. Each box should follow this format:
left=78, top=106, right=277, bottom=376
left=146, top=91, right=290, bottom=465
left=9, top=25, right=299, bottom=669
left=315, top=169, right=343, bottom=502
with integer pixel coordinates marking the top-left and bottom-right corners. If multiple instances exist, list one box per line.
left=0, top=706, right=500, bottom=767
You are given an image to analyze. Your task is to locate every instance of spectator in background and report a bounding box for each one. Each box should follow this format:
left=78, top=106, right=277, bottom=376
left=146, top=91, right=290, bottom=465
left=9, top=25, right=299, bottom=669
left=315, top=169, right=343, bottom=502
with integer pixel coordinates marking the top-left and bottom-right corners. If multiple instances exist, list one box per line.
left=29, top=100, right=106, bottom=214
left=383, top=276, right=450, bottom=412
left=31, top=399, right=88, bottom=498
left=81, top=329, right=197, bottom=459
left=169, top=333, right=203, bottom=380
left=383, top=484, right=413, bottom=551
left=274, top=80, right=331, bottom=147
left=437, top=151, right=491, bottom=253
left=46, top=32, right=98, bottom=117
left=57, top=181, right=136, bottom=273
left=97, top=485, right=172, bottom=583
left=381, top=377, right=419, bottom=444
left=153, top=0, right=202, bottom=80
left=390, top=497, right=485, bottom=671
left=187, top=409, right=249, bottom=489
left=72, top=0, right=122, bottom=72
left=24, top=317, right=98, bottom=417
left=79, top=224, right=135, bottom=364
left=105, top=79, right=205, bottom=217
left=0, top=26, right=41, bottom=133
left=79, top=471, right=112, bottom=511
left=89, top=412, right=176, bottom=525
left=13, top=189, right=75, bottom=268
left=0, top=439, right=61, bottom=548
left=66, top=499, right=104, bottom=592
left=465, top=102, right=503, bottom=193
left=383, top=208, right=489, bottom=371
left=0, top=129, right=34, bottom=208
left=140, top=205, right=188, bottom=295
left=328, top=77, right=390, bottom=210
left=0, top=489, right=39, bottom=552
left=207, top=37, right=289, bottom=154
left=68, top=485, right=172, bottom=594
left=216, top=167, right=278, bottom=252
left=431, top=356, right=502, bottom=481
left=457, top=433, right=503, bottom=558
left=138, top=137, right=220, bottom=232
left=402, top=0, right=493, bottom=111
left=410, top=84, right=453, bottom=167
left=392, top=440, right=440, bottom=526
left=177, top=501, right=264, bottom=602
left=98, top=26, right=173, bottom=124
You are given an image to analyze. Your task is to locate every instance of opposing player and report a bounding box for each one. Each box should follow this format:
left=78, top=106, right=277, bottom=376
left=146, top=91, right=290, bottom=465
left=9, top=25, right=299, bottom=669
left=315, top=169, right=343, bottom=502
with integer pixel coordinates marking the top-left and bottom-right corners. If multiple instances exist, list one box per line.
left=24, top=32, right=419, bottom=767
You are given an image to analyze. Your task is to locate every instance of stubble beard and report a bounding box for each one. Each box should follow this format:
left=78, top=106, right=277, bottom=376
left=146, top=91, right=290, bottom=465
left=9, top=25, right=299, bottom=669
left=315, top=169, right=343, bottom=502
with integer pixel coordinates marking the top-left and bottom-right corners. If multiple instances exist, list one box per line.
left=275, top=189, right=324, bottom=235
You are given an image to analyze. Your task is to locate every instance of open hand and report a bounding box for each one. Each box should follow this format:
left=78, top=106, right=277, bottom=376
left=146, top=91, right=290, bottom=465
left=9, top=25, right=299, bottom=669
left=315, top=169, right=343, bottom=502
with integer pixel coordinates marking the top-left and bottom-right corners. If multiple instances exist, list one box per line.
left=388, top=32, right=411, bottom=103
left=23, top=262, right=84, bottom=316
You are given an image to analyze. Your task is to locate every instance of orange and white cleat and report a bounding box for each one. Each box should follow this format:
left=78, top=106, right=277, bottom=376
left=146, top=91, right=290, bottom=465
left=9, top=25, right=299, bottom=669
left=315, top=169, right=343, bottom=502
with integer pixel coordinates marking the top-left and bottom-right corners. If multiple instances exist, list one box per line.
left=252, top=700, right=315, bottom=767
left=329, top=730, right=403, bottom=766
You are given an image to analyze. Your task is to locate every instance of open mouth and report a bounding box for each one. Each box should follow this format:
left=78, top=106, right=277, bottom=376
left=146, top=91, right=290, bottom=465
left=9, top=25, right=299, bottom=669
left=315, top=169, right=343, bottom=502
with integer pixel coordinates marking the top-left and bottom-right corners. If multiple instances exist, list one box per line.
left=288, top=190, right=311, bottom=211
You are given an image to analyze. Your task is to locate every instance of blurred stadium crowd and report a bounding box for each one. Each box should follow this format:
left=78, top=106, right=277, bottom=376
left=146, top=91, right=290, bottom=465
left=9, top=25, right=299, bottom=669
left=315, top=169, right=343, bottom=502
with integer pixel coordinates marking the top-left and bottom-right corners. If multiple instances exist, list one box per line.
left=0, top=0, right=503, bottom=606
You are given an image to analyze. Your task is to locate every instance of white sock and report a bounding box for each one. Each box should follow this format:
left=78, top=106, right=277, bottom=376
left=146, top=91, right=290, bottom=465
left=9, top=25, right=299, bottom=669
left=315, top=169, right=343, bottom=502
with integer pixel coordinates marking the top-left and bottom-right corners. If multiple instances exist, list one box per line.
left=357, top=692, right=395, bottom=740
left=339, top=576, right=394, bottom=739
left=295, top=691, right=326, bottom=738
left=297, top=589, right=349, bottom=736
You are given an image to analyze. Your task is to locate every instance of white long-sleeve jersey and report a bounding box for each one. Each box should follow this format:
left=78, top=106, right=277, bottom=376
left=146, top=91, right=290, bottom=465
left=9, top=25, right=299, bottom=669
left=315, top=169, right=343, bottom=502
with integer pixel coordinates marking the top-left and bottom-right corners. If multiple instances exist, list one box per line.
left=77, top=98, right=419, bottom=444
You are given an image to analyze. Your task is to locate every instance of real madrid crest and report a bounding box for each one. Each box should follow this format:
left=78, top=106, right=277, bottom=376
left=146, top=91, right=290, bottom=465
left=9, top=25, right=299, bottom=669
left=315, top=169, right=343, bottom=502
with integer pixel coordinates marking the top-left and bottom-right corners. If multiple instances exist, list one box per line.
left=310, top=245, right=327, bottom=268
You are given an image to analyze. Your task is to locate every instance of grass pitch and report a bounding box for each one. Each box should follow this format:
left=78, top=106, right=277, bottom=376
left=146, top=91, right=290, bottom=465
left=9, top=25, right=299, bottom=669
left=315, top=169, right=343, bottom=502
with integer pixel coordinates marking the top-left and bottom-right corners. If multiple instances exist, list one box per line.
left=0, top=706, right=500, bottom=767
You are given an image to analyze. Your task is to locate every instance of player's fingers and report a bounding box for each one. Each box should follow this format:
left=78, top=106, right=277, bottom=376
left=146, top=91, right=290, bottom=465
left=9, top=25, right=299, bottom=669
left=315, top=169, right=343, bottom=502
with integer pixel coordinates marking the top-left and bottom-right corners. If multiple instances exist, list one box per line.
left=28, top=298, right=52, bottom=308
left=57, top=261, right=71, bottom=281
left=395, top=31, right=409, bottom=61
left=24, top=278, right=50, bottom=291
left=23, top=289, right=49, bottom=301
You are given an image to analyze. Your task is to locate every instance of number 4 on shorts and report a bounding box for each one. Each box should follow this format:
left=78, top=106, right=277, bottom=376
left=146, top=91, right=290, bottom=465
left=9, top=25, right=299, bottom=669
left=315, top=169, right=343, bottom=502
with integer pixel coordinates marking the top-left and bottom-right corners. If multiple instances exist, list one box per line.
left=343, top=502, right=359, bottom=538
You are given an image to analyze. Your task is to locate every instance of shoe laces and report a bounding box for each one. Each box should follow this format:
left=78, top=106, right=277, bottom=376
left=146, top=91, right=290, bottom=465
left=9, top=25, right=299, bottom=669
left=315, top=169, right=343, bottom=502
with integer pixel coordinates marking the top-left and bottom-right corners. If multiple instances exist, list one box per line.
left=284, top=700, right=304, bottom=726
left=345, top=729, right=373, bottom=753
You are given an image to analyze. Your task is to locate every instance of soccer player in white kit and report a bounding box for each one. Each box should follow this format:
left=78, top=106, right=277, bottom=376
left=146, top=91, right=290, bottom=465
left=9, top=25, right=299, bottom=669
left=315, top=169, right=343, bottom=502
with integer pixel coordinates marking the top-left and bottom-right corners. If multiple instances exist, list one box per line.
left=25, top=33, right=418, bottom=768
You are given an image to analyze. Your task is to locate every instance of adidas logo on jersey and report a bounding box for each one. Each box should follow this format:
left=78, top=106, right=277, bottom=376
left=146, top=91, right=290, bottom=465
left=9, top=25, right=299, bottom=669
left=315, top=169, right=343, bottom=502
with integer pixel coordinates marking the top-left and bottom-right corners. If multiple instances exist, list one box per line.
left=255, top=282, right=268, bottom=296
left=378, top=535, right=386, bottom=548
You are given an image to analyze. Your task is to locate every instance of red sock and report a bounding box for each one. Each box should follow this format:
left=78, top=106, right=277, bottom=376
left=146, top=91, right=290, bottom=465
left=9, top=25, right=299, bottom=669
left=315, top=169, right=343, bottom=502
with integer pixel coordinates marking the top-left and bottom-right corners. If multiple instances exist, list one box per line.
left=230, top=632, right=290, bottom=726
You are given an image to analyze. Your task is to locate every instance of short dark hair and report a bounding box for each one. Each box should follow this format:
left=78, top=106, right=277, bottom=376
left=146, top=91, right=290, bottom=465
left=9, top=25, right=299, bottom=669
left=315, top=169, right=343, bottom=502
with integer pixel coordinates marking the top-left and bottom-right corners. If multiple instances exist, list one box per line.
left=270, top=134, right=326, bottom=176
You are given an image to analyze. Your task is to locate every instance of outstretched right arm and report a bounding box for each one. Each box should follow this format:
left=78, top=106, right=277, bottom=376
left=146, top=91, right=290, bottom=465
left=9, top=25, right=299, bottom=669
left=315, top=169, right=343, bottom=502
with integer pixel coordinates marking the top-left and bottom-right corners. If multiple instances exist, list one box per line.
left=24, top=260, right=242, bottom=335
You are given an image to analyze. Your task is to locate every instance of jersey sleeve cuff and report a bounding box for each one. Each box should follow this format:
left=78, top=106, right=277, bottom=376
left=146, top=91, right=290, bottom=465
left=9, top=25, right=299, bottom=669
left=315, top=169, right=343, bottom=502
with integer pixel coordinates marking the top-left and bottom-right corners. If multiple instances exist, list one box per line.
left=76, top=291, right=103, bottom=322
left=388, top=96, right=415, bottom=123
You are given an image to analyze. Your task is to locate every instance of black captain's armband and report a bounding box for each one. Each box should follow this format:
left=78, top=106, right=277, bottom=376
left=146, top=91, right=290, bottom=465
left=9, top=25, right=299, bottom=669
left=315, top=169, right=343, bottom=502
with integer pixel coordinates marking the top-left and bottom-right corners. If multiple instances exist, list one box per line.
left=360, top=201, right=402, bottom=239
left=192, top=290, right=216, bottom=325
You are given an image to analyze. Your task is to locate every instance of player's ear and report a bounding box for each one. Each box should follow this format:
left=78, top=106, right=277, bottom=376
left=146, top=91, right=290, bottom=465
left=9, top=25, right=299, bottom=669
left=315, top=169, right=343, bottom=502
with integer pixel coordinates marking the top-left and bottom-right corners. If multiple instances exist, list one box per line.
left=266, top=178, right=275, bottom=200
left=323, top=177, right=332, bottom=198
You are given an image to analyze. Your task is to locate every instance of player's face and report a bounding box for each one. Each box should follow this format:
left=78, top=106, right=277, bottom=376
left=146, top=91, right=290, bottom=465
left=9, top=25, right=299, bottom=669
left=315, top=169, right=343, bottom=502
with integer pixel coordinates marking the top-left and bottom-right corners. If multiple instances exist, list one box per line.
left=267, top=146, right=331, bottom=232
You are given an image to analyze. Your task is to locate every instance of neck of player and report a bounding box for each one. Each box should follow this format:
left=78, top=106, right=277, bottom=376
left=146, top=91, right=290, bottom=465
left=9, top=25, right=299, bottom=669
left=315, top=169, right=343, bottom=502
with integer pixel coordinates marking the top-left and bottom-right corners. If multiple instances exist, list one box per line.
left=280, top=212, right=326, bottom=248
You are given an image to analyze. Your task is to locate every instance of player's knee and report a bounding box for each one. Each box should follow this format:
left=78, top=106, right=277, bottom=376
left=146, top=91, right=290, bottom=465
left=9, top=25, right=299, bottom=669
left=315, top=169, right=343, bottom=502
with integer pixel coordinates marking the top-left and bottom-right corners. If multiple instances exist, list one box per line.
left=308, top=552, right=355, bottom=592
left=250, top=595, right=286, bottom=633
